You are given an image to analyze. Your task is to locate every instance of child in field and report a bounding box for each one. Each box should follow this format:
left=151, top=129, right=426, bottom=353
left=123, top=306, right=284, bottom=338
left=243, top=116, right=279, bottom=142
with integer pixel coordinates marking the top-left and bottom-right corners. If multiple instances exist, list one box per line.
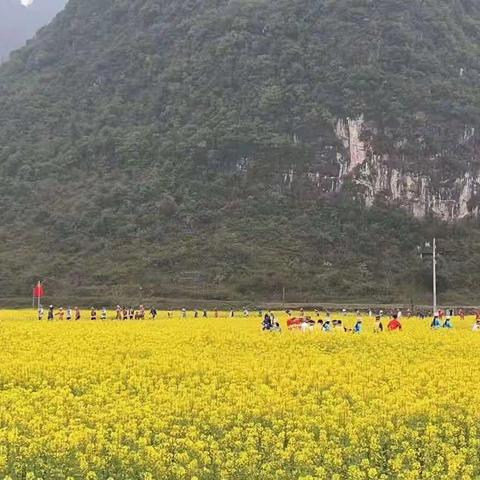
left=387, top=315, right=402, bottom=331
left=101, top=307, right=107, bottom=320
left=150, top=307, right=157, bottom=319
left=430, top=315, right=441, bottom=329
left=38, top=306, right=44, bottom=320
left=56, top=307, right=65, bottom=321
left=323, top=320, right=332, bottom=332
left=271, top=321, right=281, bottom=332
left=335, top=320, right=345, bottom=332
left=115, top=305, right=122, bottom=320
left=353, top=319, right=363, bottom=333
left=66, top=307, right=72, bottom=321
left=374, top=315, right=384, bottom=333
left=473, top=320, right=480, bottom=331
left=262, top=314, right=272, bottom=331
left=203, top=310, right=208, bottom=318
left=74, top=306, right=81, bottom=321
left=443, top=317, right=453, bottom=329
left=90, top=307, right=97, bottom=321
left=48, top=305, right=54, bottom=321
left=301, top=318, right=313, bottom=332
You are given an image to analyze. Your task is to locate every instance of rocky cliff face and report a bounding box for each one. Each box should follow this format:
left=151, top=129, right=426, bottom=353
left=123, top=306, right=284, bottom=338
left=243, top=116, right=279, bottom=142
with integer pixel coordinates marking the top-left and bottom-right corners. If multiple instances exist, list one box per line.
left=282, top=116, right=479, bottom=221
left=335, top=117, right=479, bottom=221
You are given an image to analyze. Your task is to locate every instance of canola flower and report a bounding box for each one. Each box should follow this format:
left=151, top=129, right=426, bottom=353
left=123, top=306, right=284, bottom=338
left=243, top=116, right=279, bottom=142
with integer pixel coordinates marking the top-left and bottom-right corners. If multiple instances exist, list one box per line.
left=0, top=310, right=478, bottom=479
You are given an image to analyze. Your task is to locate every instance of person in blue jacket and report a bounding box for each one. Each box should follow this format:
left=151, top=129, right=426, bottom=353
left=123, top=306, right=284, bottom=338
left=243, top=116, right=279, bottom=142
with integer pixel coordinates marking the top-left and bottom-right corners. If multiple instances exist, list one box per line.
left=322, top=320, right=332, bottom=332
left=353, top=319, right=363, bottom=333
left=431, top=315, right=441, bottom=329
left=443, top=317, right=453, bottom=329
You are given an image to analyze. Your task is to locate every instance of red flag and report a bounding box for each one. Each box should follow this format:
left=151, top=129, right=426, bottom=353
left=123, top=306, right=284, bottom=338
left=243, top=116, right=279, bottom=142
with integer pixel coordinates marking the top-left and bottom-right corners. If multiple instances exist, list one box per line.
left=33, top=282, right=44, bottom=298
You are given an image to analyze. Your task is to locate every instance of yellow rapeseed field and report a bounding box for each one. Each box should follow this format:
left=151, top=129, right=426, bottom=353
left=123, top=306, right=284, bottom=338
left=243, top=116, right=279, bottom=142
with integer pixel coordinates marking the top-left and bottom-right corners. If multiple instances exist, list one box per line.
left=0, top=310, right=479, bottom=480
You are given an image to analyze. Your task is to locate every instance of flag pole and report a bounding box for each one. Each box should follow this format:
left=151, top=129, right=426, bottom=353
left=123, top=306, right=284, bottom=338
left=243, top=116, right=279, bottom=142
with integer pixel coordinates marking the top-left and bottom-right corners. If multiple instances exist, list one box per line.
left=37, top=281, right=41, bottom=313
left=432, top=238, right=437, bottom=315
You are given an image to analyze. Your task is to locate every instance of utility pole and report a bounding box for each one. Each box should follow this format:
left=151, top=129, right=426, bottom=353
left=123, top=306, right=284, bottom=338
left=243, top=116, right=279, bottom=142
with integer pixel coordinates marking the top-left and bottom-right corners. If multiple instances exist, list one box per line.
left=418, top=238, right=438, bottom=315
left=432, top=237, right=437, bottom=315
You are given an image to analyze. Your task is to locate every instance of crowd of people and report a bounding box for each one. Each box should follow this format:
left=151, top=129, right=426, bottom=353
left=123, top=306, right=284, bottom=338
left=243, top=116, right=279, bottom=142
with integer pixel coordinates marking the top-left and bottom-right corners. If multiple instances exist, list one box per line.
left=36, top=304, right=480, bottom=332
left=281, top=313, right=403, bottom=333
left=37, top=305, right=159, bottom=321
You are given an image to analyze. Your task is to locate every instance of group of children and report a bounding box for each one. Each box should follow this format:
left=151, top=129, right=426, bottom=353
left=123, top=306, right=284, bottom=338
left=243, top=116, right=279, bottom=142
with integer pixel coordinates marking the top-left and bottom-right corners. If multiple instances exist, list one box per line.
left=285, top=314, right=403, bottom=334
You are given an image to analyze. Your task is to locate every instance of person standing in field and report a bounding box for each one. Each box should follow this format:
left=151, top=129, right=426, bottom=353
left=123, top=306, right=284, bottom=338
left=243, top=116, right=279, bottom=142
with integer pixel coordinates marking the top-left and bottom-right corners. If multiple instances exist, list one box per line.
left=182, top=308, right=187, bottom=319
left=74, top=306, right=81, bottom=321
left=48, top=305, right=54, bottom=321
left=262, top=314, right=272, bottom=331
left=194, top=310, right=199, bottom=318
left=38, top=306, right=44, bottom=320
left=353, top=319, right=363, bottom=333
left=115, top=305, right=122, bottom=320
left=459, top=308, right=465, bottom=321
left=56, top=307, right=65, bottom=321
left=214, top=308, right=218, bottom=318
left=203, top=309, right=207, bottom=318
left=90, top=307, right=97, bottom=321
left=472, top=320, right=480, bottom=332
left=387, top=314, right=402, bottom=331
left=101, top=307, right=107, bottom=320
left=66, top=307, right=72, bottom=321
left=150, top=306, right=157, bottom=319
left=374, top=315, right=384, bottom=333
left=230, top=308, right=234, bottom=318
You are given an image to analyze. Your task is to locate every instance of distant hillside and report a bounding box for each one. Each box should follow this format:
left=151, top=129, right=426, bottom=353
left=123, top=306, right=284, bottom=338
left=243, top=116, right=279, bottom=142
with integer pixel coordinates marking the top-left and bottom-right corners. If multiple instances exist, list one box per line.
left=1, top=0, right=480, bottom=304
left=0, top=0, right=66, bottom=62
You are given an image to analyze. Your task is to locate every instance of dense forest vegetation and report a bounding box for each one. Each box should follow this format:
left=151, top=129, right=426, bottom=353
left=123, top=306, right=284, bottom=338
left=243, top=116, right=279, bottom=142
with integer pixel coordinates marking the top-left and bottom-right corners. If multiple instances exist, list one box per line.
left=1, top=0, right=480, bottom=304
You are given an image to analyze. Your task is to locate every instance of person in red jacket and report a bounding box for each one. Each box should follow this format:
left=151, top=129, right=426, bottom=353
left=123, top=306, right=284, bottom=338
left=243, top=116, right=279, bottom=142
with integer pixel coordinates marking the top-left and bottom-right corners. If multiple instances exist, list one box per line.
left=387, top=314, right=402, bottom=331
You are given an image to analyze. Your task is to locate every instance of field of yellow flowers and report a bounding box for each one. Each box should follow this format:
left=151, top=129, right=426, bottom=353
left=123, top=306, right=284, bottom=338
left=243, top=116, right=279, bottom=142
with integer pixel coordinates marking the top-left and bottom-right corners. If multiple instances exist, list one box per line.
left=0, top=309, right=479, bottom=480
